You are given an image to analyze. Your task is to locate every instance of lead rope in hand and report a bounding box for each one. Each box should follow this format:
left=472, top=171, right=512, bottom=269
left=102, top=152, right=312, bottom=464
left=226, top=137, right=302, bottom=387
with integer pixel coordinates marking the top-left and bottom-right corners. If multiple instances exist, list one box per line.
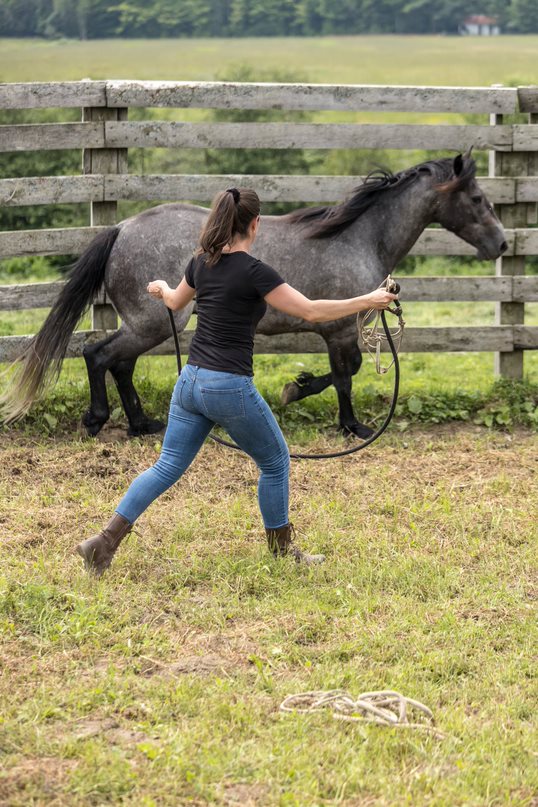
left=169, top=276, right=405, bottom=461
left=357, top=275, right=405, bottom=375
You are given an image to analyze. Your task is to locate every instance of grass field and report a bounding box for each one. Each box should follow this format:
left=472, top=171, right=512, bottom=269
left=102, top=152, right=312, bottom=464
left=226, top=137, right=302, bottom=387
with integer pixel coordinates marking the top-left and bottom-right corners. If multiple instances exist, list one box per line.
left=1, top=425, right=537, bottom=806
left=1, top=35, right=538, bottom=86
left=1, top=36, right=538, bottom=806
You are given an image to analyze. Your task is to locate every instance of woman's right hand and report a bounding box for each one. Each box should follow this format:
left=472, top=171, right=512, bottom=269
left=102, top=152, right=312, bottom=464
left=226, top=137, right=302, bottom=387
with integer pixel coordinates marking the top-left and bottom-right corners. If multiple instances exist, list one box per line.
left=365, top=288, right=398, bottom=309
left=147, top=279, right=170, bottom=300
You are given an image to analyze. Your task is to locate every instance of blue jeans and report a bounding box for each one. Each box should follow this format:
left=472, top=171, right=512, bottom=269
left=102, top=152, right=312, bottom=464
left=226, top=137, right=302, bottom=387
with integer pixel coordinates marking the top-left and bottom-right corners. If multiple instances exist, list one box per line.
left=116, top=364, right=290, bottom=529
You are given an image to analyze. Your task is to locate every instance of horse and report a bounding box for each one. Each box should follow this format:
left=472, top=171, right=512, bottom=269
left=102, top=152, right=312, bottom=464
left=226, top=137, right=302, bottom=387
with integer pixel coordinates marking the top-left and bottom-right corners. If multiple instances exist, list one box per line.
left=1, top=153, right=507, bottom=437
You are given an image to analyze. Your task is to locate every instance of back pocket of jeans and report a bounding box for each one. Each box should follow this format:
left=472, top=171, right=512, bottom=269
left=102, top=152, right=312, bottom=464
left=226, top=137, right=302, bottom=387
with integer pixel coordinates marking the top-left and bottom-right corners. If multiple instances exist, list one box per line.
left=200, top=388, right=245, bottom=420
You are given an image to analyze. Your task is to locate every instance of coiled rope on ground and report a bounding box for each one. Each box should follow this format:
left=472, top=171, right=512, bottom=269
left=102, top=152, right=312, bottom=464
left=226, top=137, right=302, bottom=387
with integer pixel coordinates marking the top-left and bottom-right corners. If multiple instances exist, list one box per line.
left=279, top=689, right=447, bottom=740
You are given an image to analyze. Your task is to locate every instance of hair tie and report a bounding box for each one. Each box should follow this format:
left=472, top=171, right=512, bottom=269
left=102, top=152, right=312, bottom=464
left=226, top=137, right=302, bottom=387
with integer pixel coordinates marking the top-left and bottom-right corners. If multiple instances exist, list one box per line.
left=226, top=187, right=240, bottom=204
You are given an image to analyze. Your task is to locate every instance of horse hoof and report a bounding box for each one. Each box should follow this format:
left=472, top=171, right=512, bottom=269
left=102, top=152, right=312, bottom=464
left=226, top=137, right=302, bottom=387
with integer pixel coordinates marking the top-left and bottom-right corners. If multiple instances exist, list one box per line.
left=281, top=381, right=301, bottom=405
left=82, top=411, right=107, bottom=437
left=127, top=418, right=165, bottom=437
left=341, top=422, right=374, bottom=440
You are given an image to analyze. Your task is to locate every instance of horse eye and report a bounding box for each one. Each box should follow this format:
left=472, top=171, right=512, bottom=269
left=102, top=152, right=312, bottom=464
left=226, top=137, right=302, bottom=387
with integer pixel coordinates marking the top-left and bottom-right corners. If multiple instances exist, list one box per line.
left=472, top=195, right=482, bottom=204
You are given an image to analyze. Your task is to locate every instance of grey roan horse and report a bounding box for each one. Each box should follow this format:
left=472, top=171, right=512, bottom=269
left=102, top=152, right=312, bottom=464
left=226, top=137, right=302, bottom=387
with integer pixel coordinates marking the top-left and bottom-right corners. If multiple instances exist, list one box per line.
left=3, top=153, right=507, bottom=437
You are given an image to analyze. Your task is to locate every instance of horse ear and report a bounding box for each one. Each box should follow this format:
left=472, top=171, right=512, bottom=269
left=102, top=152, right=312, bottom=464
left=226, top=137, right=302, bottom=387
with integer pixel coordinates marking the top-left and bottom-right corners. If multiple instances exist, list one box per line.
left=464, top=145, right=474, bottom=160
left=453, top=153, right=464, bottom=176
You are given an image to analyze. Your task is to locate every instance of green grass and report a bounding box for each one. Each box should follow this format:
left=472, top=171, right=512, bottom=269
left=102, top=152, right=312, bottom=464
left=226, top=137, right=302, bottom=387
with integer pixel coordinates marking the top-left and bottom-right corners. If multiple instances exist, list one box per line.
left=1, top=35, right=538, bottom=86
left=1, top=36, right=538, bottom=805
left=1, top=426, right=536, bottom=805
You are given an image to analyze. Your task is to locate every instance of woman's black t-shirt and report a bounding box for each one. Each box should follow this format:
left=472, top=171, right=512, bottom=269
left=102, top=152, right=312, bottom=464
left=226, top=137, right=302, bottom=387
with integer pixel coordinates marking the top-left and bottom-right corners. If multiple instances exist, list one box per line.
left=184, top=251, right=285, bottom=376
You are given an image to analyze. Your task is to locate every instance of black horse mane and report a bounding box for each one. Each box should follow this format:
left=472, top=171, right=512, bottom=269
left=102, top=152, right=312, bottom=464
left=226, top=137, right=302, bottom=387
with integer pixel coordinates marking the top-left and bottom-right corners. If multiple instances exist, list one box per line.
left=286, top=155, right=477, bottom=239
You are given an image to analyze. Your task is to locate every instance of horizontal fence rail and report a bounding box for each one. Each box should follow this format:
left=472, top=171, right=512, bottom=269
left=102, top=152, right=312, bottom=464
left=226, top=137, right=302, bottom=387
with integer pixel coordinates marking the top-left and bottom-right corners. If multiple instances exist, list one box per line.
left=3, top=174, right=538, bottom=207
left=1, top=326, right=537, bottom=365
left=3, top=121, right=538, bottom=153
left=2, top=276, right=538, bottom=311
left=1, top=81, right=532, bottom=113
left=0, top=80, right=537, bottom=377
left=2, top=226, right=538, bottom=260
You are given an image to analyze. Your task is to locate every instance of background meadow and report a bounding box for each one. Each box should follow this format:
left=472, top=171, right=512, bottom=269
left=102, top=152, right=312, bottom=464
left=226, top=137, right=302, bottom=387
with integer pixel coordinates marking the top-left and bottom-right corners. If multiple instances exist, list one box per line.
left=0, top=35, right=537, bottom=806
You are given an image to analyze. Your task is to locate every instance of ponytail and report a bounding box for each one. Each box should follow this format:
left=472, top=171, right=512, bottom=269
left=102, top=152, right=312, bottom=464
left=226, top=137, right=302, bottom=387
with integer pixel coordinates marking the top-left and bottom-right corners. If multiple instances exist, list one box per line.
left=197, top=188, right=260, bottom=267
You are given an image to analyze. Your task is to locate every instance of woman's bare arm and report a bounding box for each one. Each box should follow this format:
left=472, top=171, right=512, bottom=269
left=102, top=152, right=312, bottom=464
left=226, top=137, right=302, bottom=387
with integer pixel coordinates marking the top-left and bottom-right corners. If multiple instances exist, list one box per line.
left=264, top=283, right=397, bottom=323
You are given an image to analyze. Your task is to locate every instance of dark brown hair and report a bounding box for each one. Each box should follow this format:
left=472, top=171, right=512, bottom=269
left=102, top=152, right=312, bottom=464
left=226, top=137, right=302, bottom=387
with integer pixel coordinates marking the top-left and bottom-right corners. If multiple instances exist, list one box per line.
left=197, top=188, right=260, bottom=266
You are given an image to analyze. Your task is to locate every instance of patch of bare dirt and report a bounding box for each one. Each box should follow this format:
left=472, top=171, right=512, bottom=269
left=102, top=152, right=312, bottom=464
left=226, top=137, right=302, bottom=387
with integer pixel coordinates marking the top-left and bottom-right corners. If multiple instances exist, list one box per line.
left=139, top=652, right=233, bottom=677
left=0, top=757, right=77, bottom=805
left=219, top=782, right=270, bottom=806
left=47, top=716, right=152, bottom=747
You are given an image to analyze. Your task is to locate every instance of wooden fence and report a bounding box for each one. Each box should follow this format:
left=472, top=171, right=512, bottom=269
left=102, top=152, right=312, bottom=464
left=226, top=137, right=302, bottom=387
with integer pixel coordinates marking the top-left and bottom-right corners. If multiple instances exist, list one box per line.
left=1, top=80, right=537, bottom=376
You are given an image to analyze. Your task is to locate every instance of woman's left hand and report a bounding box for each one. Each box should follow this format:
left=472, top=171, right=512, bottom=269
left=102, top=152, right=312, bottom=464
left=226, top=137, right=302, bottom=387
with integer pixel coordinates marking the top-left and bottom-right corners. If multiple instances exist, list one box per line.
left=147, top=280, right=169, bottom=299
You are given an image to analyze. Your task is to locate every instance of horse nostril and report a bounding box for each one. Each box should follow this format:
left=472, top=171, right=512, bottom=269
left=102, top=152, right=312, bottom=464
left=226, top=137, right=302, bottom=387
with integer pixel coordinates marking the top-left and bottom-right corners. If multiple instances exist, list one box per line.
left=500, top=241, right=508, bottom=254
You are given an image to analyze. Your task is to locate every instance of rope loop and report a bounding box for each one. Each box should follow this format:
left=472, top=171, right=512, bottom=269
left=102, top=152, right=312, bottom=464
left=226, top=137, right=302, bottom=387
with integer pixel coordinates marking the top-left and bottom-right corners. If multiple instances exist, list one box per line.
left=357, top=274, right=406, bottom=375
left=280, top=689, right=447, bottom=740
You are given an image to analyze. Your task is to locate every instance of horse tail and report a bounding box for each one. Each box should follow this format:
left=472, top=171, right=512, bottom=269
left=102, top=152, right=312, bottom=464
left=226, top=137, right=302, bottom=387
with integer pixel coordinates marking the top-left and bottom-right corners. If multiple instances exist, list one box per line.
left=1, top=226, right=120, bottom=423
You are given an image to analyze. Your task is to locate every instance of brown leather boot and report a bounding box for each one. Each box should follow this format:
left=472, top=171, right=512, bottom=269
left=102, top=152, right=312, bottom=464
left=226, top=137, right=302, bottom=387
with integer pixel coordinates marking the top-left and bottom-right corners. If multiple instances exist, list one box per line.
left=76, top=513, right=132, bottom=577
left=266, top=523, right=325, bottom=566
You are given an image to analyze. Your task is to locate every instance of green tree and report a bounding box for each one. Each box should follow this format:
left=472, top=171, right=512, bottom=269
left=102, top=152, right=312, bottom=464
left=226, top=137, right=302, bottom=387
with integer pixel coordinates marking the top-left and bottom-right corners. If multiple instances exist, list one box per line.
left=509, top=0, right=538, bottom=32
left=293, top=0, right=324, bottom=34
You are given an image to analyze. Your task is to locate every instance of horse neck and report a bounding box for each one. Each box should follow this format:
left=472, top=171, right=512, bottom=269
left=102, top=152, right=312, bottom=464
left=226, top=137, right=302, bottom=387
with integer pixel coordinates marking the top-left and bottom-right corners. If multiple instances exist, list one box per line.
left=348, top=174, right=438, bottom=270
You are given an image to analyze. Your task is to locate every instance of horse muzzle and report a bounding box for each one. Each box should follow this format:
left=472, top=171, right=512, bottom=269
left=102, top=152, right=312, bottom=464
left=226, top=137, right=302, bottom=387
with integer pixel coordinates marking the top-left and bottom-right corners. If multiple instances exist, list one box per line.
left=476, top=239, right=508, bottom=261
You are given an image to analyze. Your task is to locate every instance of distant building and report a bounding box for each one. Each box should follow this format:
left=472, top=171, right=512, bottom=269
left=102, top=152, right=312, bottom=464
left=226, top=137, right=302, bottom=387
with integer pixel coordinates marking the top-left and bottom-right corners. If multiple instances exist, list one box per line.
left=459, top=15, right=500, bottom=35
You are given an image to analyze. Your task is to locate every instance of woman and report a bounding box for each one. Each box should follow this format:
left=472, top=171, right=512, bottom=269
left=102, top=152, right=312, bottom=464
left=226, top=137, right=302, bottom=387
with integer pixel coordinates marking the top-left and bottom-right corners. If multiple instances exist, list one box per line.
left=76, top=188, right=397, bottom=576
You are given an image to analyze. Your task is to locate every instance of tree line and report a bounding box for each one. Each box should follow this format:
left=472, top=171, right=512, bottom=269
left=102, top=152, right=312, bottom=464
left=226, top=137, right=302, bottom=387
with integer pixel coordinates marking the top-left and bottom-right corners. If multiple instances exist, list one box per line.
left=1, top=0, right=537, bottom=39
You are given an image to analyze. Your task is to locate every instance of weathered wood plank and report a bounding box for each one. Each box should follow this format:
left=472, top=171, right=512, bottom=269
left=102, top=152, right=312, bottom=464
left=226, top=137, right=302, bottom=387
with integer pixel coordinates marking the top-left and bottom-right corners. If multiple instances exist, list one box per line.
left=513, top=124, right=538, bottom=152
left=154, top=327, right=518, bottom=354
left=0, top=325, right=525, bottom=364
left=0, top=173, right=516, bottom=206
left=105, top=173, right=370, bottom=203
left=360, top=326, right=516, bottom=353
left=518, top=87, right=538, bottom=113
left=397, top=276, right=513, bottom=301
left=104, top=121, right=513, bottom=152
left=0, top=81, right=107, bottom=110
left=410, top=229, right=517, bottom=257
left=3, top=275, right=536, bottom=311
left=2, top=225, right=533, bottom=259
left=103, top=173, right=517, bottom=205
left=0, top=122, right=104, bottom=152
left=0, top=331, right=102, bottom=363
left=516, top=177, right=538, bottom=203
left=83, top=106, right=127, bottom=332
left=106, top=80, right=518, bottom=114
left=512, top=276, right=538, bottom=302
left=513, top=325, right=538, bottom=350
left=0, top=120, right=532, bottom=155
left=0, top=227, right=107, bottom=258
left=516, top=228, right=538, bottom=255
left=0, top=281, right=65, bottom=310
left=0, top=175, right=104, bottom=206
left=0, top=80, right=525, bottom=115
left=489, top=129, right=529, bottom=380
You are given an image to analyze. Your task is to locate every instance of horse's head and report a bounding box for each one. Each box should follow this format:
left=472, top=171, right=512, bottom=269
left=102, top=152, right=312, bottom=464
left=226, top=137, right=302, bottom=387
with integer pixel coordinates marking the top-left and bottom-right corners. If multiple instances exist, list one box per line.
left=435, top=152, right=507, bottom=261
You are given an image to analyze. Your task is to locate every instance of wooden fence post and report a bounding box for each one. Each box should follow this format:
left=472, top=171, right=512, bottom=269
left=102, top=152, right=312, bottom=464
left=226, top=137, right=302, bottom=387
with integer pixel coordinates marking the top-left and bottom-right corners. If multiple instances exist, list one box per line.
left=82, top=96, right=128, bottom=332
left=489, top=87, right=533, bottom=380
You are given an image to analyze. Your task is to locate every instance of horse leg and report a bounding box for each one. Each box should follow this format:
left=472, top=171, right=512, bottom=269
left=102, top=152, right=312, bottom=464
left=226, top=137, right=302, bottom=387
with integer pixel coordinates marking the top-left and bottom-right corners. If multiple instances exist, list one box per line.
left=82, top=332, right=118, bottom=436
left=109, top=356, right=165, bottom=437
left=82, top=327, right=166, bottom=437
left=278, top=326, right=372, bottom=439
left=326, top=334, right=373, bottom=439
left=281, top=369, right=332, bottom=405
